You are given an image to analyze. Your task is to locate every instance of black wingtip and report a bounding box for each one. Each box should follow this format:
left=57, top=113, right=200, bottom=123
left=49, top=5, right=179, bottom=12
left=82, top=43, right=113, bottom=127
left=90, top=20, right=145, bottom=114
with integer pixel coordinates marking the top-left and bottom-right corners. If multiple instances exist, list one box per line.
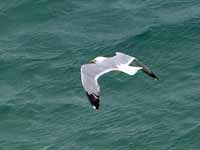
left=86, top=93, right=100, bottom=110
left=151, top=73, right=159, bottom=80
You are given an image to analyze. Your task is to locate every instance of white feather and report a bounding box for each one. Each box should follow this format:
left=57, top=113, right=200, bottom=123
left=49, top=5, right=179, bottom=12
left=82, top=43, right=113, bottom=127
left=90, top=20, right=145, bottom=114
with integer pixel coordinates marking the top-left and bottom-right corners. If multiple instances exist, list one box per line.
left=117, top=64, right=142, bottom=75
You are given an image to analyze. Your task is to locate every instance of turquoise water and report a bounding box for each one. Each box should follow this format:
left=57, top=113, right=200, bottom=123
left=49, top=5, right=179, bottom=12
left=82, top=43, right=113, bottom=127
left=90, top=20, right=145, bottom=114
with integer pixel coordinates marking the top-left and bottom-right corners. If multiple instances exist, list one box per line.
left=0, top=0, right=200, bottom=149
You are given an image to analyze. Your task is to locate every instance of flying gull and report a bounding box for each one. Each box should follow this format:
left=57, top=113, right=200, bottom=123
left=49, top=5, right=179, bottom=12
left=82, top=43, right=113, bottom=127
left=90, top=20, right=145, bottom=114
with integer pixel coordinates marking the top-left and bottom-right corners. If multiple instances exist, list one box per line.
left=81, top=52, right=159, bottom=110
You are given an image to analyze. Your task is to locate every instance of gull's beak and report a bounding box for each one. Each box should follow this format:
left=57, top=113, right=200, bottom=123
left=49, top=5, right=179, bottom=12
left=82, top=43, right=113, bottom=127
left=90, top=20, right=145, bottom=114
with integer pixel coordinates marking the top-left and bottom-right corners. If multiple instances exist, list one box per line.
left=90, top=59, right=95, bottom=63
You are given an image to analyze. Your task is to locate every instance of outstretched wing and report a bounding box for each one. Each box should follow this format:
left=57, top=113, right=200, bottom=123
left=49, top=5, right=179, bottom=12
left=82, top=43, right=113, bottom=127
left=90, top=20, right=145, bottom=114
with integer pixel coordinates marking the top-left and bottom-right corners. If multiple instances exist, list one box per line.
left=131, top=59, right=159, bottom=80
left=81, top=64, right=114, bottom=109
left=114, top=52, right=135, bottom=65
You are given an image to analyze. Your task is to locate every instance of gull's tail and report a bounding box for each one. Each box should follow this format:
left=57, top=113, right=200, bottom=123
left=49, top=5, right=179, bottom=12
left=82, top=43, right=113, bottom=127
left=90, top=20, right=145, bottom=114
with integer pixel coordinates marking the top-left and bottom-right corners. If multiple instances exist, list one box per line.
left=117, top=64, right=142, bottom=75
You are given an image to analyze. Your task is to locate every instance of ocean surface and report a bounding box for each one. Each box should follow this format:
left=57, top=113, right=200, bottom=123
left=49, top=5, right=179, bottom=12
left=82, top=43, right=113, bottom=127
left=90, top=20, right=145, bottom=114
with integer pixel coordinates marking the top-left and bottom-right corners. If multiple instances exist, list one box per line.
left=0, top=0, right=200, bottom=150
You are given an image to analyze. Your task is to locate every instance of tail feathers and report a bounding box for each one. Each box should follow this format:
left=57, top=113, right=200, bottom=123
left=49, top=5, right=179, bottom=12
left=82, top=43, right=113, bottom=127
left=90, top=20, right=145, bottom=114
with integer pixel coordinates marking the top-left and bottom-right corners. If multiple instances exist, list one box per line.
left=117, top=64, right=142, bottom=75
left=86, top=92, right=100, bottom=110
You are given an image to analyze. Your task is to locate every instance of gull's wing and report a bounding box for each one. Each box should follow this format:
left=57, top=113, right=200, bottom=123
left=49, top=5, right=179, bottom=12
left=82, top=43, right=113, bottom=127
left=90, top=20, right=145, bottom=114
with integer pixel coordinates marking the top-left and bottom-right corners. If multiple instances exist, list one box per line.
left=113, top=52, right=135, bottom=65
left=81, top=64, right=115, bottom=110
left=131, top=59, right=159, bottom=80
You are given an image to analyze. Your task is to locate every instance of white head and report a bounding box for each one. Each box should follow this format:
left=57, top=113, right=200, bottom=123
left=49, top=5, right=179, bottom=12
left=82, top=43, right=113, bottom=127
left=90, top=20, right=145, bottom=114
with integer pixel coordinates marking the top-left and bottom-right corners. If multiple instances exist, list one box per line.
left=92, top=56, right=106, bottom=63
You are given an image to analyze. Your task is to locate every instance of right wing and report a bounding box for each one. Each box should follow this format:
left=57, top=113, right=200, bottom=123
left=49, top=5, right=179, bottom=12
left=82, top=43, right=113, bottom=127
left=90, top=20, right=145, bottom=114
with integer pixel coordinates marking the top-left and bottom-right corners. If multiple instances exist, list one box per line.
left=131, top=59, right=159, bottom=80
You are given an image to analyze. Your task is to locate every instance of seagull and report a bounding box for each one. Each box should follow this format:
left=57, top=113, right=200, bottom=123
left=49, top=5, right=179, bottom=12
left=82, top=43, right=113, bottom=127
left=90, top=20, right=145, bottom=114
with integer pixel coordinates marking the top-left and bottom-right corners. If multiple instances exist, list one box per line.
left=81, top=52, right=159, bottom=110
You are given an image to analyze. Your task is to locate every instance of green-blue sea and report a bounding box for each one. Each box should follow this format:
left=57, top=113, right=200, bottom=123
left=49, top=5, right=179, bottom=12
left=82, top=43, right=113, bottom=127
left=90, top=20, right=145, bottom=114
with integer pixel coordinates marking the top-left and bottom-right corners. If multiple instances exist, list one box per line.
left=0, top=0, right=200, bottom=149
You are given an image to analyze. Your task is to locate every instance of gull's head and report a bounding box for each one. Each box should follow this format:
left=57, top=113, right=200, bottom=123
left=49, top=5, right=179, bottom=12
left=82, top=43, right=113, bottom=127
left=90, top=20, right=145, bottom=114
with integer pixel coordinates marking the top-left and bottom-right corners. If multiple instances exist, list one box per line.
left=91, top=56, right=106, bottom=64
